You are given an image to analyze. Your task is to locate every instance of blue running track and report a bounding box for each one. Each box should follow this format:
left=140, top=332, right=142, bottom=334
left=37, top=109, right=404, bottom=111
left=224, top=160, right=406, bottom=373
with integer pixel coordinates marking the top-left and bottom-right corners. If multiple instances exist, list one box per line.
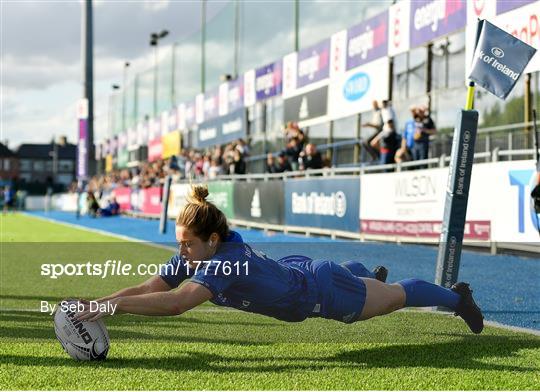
left=26, top=211, right=540, bottom=331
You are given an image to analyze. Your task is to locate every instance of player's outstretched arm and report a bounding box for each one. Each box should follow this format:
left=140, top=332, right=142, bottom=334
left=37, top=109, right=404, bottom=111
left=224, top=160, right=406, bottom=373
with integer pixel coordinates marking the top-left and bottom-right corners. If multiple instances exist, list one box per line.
left=76, top=282, right=212, bottom=321
left=95, top=275, right=172, bottom=302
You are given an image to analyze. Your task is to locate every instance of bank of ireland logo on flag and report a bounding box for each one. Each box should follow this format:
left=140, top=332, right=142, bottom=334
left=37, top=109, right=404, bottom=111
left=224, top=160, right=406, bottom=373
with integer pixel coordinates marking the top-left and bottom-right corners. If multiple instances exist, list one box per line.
left=469, top=20, right=536, bottom=100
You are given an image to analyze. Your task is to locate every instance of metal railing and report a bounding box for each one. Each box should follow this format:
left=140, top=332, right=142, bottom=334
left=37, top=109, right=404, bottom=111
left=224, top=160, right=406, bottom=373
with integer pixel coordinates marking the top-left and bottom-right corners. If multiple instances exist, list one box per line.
left=207, top=148, right=538, bottom=182
left=244, top=120, right=539, bottom=173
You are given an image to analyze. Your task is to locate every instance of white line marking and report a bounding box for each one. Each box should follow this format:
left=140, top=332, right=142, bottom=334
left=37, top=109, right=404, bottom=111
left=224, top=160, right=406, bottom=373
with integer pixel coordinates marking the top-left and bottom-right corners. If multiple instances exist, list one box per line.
left=18, top=212, right=176, bottom=252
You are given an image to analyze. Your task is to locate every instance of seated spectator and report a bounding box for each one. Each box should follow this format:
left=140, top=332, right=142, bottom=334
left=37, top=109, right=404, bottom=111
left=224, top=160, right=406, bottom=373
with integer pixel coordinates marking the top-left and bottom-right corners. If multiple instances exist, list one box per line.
left=99, top=196, right=120, bottom=217
left=299, top=143, right=323, bottom=170
left=273, top=151, right=293, bottom=173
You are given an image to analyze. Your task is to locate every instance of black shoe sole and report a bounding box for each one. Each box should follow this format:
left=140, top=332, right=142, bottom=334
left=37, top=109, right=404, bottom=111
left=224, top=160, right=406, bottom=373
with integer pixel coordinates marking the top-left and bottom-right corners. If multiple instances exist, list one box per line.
left=373, top=266, right=388, bottom=283
left=451, top=282, right=484, bottom=334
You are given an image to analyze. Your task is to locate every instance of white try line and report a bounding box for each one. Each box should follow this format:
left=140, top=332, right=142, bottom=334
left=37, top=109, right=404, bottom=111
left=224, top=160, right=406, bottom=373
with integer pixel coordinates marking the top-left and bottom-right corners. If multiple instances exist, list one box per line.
left=18, top=212, right=176, bottom=252
left=0, top=307, right=241, bottom=314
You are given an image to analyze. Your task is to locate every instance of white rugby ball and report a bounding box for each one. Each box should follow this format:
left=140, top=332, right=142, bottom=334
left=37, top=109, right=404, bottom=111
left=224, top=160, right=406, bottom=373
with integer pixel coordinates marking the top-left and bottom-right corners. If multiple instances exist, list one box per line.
left=53, top=301, right=110, bottom=360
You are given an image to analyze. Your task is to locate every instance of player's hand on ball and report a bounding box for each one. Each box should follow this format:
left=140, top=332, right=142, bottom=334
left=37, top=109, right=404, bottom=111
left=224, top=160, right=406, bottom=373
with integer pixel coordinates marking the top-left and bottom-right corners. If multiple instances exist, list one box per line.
left=76, top=299, right=118, bottom=322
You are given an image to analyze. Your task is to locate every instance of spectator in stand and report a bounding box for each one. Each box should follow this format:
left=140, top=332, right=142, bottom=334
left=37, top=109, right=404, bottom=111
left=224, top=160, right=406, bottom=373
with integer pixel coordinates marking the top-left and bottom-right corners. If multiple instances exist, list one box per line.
left=284, top=137, right=303, bottom=170
left=208, top=158, right=223, bottom=179
left=412, top=105, right=437, bottom=162
left=87, top=191, right=100, bottom=217
left=99, top=196, right=120, bottom=217
left=273, top=151, right=293, bottom=173
left=371, top=119, right=400, bottom=165
left=396, top=105, right=418, bottom=164
left=236, top=138, right=250, bottom=157
left=381, top=100, right=398, bottom=129
left=362, top=100, right=383, bottom=161
left=230, top=149, right=246, bottom=175
left=265, top=153, right=276, bottom=173
left=299, top=143, right=323, bottom=171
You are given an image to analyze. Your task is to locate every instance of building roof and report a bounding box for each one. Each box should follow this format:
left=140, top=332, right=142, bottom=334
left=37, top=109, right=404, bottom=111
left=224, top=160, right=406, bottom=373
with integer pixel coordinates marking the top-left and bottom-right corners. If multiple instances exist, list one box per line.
left=0, top=142, right=17, bottom=158
left=17, top=143, right=77, bottom=160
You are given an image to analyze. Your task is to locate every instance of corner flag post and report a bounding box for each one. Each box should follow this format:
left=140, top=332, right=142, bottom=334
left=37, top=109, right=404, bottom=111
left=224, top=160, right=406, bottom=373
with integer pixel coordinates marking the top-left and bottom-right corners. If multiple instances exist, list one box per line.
left=435, top=19, right=537, bottom=289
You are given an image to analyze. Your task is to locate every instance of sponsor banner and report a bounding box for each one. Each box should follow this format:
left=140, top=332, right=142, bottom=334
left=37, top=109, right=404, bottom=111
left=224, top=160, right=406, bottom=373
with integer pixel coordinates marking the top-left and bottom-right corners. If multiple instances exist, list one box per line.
left=219, top=83, right=229, bottom=116
left=117, top=149, right=129, bottom=168
left=283, top=85, right=328, bottom=123
left=160, top=111, right=169, bottom=136
left=113, top=187, right=131, bottom=211
left=196, top=109, right=247, bottom=148
left=161, top=130, right=181, bottom=159
left=105, top=154, right=113, bottom=173
left=168, top=108, right=177, bottom=133
left=149, top=117, right=161, bottom=140
left=52, top=193, right=79, bottom=212
left=359, top=161, right=540, bottom=242
left=297, top=39, right=330, bottom=88
left=130, top=188, right=141, bottom=212
left=284, top=177, right=360, bottom=232
left=185, top=101, right=196, bottom=129
left=328, top=57, right=389, bottom=120
left=361, top=219, right=490, bottom=240
left=203, top=88, right=219, bottom=121
left=233, top=181, right=284, bottom=224
left=330, top=30, right=348, bottom=78
left=127, top=127, right=137, bottom=149
left=95, top=143, right=101, bottom=161
left=77, top=119, right=87, bottom=179
left=195, top=93, right=204, bottom=124
left=148, top=138, right=163, bottom=162
left=177, top=104, right=186, bottom=131
left=346, top=10, right=388, bottom=70
left=110, top=136, right=118, bottom=157
left=137, top=122, right=148, bottom=146
left=140, top=186, right=162, bottom=215
left=469, top=20, right=536, bottom=99
left=410, top=0, right=467, bottom=49
left=496, top=0, right=536, bottom=15
left=168, top=183, right=190, bottom=218
left=118, top=131, right=127, bottom=150
left=228, top=77, right=244, bottom=113
left=208, top=181, right=235, bottom=219
left=255, top=60, right=282, bottom=101
left=388, top=0, right=411, bottom=56
left=282, top=52, right=298, bottom=98
left=243, top=69, right=256, bottom=107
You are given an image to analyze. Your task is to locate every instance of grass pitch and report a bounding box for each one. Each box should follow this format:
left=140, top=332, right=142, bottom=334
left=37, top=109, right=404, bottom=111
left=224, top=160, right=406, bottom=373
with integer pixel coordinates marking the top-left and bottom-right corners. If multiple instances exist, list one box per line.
left=1, top=213, right=539, bottom=390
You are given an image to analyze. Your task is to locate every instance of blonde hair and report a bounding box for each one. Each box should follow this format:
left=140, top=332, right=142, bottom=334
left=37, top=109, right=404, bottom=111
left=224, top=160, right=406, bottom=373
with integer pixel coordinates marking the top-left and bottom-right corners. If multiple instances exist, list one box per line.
left=176, top=184, right=229, bottom=241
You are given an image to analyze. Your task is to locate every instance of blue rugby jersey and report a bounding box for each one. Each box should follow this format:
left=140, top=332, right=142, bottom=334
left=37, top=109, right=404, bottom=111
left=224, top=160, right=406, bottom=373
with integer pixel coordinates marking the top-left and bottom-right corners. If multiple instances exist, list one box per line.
left=159, top=231, right=318, bottom=322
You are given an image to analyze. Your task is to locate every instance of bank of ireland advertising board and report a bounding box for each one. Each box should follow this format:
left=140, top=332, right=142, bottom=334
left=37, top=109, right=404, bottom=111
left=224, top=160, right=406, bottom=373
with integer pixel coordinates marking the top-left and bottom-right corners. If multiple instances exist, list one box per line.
left=328, top=57, right=389, bottom=120
left=284, top=177, right=360, bottom=232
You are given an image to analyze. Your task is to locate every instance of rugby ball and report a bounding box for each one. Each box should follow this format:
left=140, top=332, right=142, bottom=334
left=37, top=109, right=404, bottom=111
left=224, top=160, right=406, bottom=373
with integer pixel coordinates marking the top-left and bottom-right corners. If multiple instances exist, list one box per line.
left=53, top=301, right=110, bottom=360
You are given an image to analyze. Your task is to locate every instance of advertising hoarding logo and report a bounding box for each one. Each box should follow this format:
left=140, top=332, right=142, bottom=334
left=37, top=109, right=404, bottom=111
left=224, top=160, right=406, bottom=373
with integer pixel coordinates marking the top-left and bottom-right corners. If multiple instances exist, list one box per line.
left=250, top=189, right=262, bottom=218
left=343, top=72, right=370, bottom=101
left=291, top=191, right=347, bottom=218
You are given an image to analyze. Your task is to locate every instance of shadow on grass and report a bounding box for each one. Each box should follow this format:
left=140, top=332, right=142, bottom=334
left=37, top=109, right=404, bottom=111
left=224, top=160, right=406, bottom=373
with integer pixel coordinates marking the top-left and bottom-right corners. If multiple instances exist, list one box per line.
left=1, top=336, right=538, bottom=373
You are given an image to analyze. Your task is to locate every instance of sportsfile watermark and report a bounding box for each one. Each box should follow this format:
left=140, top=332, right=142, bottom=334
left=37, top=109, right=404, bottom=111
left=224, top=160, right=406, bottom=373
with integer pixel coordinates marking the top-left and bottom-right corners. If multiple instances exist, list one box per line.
left=41, top=259, right=249, bottom=279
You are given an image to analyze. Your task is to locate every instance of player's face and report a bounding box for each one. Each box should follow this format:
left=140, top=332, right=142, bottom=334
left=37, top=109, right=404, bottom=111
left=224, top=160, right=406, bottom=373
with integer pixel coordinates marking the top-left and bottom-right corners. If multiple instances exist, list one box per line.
left=175, top=225, right=212, bottom=269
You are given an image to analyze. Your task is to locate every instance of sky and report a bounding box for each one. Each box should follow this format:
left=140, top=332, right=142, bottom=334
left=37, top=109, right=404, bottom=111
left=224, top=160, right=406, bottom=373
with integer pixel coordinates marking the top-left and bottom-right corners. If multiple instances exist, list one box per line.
left=1, top=0, right=227, bottom=150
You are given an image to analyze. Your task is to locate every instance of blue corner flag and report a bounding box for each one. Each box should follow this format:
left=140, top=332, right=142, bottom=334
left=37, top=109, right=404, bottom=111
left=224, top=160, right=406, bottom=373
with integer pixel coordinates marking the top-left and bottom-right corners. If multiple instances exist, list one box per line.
left=469, top=20, right=537, bottom=100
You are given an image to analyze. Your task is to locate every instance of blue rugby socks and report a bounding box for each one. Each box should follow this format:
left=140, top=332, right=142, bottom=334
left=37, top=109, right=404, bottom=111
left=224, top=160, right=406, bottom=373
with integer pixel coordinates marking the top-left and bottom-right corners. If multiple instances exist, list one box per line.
left=397, top=278, right=460, bottom=309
